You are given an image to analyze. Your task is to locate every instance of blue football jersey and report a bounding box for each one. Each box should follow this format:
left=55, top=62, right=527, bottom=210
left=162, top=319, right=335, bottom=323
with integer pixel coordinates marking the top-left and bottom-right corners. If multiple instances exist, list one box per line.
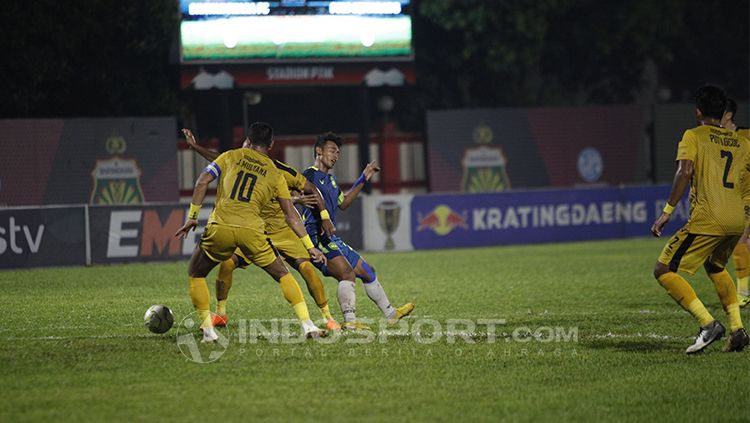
left=302, top=166, right=344, bottom=236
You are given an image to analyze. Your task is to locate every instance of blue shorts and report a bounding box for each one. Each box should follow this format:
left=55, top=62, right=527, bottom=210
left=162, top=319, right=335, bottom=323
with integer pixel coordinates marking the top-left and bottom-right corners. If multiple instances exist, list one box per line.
left=311, top=234, right=362, bottom=277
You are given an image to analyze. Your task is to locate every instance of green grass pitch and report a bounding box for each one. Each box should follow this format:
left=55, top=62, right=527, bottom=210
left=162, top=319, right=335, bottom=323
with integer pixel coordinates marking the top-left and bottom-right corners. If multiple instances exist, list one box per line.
left=0, top=237, right=748, bottom=422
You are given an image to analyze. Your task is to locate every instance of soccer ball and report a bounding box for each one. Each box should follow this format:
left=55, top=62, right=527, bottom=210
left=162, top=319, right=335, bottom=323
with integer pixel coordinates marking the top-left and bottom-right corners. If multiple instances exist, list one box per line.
left=144, top=305, right=174, bottom=334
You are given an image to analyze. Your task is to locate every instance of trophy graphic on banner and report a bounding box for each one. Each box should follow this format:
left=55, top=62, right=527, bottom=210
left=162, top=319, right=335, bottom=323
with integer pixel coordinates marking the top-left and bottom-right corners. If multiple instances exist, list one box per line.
left=377, top=201, right=401, bottom=250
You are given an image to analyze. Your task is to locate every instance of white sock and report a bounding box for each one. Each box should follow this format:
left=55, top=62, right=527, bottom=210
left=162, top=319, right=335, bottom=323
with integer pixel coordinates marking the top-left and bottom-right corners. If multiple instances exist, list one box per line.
left=364, top=279, right=396, bottom=319
left=337, top=280, right=357, bottom=322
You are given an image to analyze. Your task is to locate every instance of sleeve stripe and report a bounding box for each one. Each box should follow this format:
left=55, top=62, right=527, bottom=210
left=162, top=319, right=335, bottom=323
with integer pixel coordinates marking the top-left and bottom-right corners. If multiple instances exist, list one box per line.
left=204, top=162, right=221, bottom=178
left=274, top=160, right=298, bottom=177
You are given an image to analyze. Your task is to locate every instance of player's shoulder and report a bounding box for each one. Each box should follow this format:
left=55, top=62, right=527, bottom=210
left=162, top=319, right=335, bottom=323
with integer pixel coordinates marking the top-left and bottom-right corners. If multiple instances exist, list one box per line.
left=273, top=159, right=300, bottom=177
left=303, top=166, right=322, bottom=178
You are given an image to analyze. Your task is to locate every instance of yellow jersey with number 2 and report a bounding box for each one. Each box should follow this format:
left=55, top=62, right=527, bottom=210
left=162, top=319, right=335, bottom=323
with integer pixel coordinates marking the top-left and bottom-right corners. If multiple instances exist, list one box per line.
left=676, top=125, right=750, bottom=235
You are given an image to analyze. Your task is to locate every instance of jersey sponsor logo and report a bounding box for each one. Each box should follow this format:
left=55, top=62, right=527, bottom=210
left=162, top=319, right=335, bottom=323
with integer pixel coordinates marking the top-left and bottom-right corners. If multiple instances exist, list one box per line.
left=90, top=157, right=145, bottom=205
left=416, top=205, right=468, bottom=236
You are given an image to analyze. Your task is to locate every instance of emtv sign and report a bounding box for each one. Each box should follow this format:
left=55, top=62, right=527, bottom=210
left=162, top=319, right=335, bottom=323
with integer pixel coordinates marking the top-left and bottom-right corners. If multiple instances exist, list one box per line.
left=89, top=205, right=210, bottom=263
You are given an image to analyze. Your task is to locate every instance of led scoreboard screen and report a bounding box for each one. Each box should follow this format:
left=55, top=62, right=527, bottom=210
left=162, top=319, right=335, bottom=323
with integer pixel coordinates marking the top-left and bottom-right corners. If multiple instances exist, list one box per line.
left=180, top=0, right=412, bottom=62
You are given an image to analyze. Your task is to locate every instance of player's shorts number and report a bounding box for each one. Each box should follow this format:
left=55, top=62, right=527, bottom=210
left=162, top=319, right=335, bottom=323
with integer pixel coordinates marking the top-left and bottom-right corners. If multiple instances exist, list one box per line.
left=230, top=171, right=257, bottom=202
left=720, top=150, right=734, bottom=189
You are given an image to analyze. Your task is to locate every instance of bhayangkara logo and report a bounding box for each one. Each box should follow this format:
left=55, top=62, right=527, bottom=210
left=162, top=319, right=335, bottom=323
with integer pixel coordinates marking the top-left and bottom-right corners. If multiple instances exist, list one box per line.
left=90, top=157, right=145, bottom=205
left=416, top=205, right=469, bottom=236
left=176, top=312, right=230, bottom=364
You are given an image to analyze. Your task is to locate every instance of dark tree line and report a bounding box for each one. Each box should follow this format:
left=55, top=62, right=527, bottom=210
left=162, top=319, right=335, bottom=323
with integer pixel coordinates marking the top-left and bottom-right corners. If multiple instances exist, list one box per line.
left=0, top=0, right=747, bottom=117
left=415, top=0, right=749, bottom=108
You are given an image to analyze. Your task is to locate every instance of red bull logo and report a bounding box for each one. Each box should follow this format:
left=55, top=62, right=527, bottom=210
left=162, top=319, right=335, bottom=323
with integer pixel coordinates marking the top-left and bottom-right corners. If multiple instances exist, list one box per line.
left=416, top=205, right=469, bottom=236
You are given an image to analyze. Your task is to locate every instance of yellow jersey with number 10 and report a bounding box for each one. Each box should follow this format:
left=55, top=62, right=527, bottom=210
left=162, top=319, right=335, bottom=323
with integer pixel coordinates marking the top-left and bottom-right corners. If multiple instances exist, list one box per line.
left=204, top=148, right=291, bottom=231
left=676, top=125, right=750, bottom=235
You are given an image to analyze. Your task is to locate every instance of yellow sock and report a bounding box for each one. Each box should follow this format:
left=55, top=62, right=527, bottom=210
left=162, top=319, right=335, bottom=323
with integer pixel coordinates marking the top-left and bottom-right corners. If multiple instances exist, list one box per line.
left=686, top=299, right=715, bottom=327
left=279, top=273, right=310, bottom=321
left=726, top=304, right=743, bottom=332
left=293, top=302, right=311, bottom=322
left=215, top=259, right=235, bottom=315
left=298, top=261, right=328, bottom=309
left=189, top=277, right=212, bottom=328
left=738, top=276, right=749, bottom=297
left=708, top=270, right=738, bottom=310
left=707, top=270, right=743, bottom=331
left=216, top=300, right=228, bottom=316
left=657, top=272, right=714, bottom=326
left=319, top=304, right=334, bottom=321
left=733, top=242, right=750, bottom=295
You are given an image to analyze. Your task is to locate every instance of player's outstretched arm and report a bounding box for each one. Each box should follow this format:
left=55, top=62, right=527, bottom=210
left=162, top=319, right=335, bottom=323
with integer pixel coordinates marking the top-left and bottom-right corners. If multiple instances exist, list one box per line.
left=278, top=197, right=327, bottom=264
left=651, top=159, right=693, bottom=237
left=182, top=128, right=220, bottom=162
left=303, top=180, right=336, bottom=235
left=175, top=171, right=215, bottom=239
left=340, top=160, right=380, bottom=210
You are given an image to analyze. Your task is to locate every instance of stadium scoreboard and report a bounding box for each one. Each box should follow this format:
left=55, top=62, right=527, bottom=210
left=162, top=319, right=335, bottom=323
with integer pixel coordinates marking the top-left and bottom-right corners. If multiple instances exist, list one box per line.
left=180, top=0, right=412, bottom=63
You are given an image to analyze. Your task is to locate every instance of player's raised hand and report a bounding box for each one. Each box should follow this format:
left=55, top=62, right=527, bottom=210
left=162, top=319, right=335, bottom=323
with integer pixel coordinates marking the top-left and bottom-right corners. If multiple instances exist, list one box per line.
left=650, top=212, right=670, bottom=237
left=363, top=160, right=381, bottom=181
left=182, top=128, right=198, bottom=149
left=321, top=219, right=336, bottom=236
left=292, top=193, right=318, bottom=208
left=175, top=219, right=198, bottom=239
left=308, top=247, right=327, bottom=265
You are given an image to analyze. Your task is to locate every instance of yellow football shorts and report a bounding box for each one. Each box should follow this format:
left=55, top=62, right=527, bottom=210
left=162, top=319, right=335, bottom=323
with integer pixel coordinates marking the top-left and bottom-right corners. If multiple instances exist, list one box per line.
left=200, top=223, right=277, bottom=268
left=233, top=226, right=308, bottom=268
left=658, top=226, right=740, bottom=275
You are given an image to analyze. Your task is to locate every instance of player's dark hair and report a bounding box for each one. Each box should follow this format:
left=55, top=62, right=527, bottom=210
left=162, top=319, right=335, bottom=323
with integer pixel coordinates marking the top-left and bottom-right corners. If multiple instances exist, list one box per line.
left=694, top=85, right=727, bottom=120
left=248, top=122, right=273, bottom=148
left=314, top=131, right=342, bottom=157
left=725, top=98, right=738, bottom=119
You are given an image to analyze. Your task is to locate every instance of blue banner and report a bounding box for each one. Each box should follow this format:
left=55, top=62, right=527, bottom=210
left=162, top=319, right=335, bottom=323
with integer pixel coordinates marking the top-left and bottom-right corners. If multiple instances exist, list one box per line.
left=411, top=185, right=690, bottom=249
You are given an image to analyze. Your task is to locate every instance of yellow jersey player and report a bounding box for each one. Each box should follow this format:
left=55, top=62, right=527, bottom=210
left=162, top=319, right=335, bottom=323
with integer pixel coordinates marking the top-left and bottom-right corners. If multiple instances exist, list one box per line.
left=651, top=85, right=749, bottom=354
left=181, top=129, right=341, bottom=331
left=175, top=123, right=328, bottom=342
left=721, top=98, right=750, bottom=307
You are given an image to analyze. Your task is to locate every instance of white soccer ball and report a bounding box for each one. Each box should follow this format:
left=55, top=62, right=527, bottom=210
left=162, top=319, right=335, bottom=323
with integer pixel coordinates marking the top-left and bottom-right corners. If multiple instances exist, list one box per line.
left=144, top=305, right=174, bottom=334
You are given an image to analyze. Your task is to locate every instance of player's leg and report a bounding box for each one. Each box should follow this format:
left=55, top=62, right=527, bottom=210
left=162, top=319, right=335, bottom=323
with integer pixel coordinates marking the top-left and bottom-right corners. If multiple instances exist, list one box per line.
left=352, top=254, right=414, bottom=323
left=212, top=253, right=247, bottom=327
left=654, top=228, right=723, bottom=353
left=290, top=257, right=340, bottom=330
left=732, top=231, right=750, bottom=307
left=240, top=231, right=324, bottom=338
left=313, top=236, right=362, bottom=328
left=260, top=257, right=325, bottom=338
left=323, top=255, right=362, bottom=328
left=705, top=237, right=749, bottom=352
left=270, top=228, right=339, bottom=329
left=189, top=223, right=235, bottom=342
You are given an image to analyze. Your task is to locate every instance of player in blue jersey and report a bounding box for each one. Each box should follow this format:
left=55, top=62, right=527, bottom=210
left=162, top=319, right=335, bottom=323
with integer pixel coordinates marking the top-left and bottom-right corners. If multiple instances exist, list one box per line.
left=302, top=132, right=414, bottom=330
